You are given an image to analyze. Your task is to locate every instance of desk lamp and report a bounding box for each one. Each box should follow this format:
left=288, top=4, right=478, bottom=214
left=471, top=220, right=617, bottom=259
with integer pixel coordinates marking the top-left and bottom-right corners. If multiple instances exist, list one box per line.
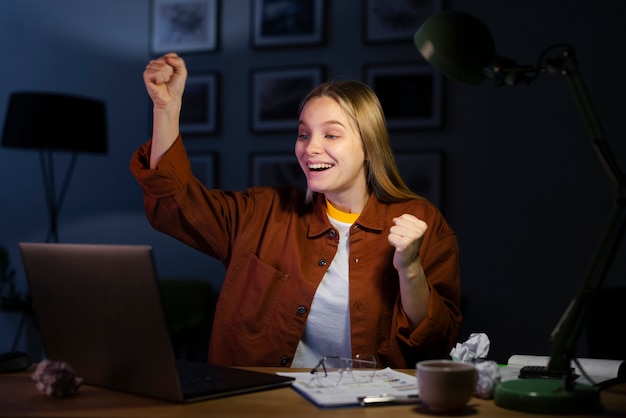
left=1, top=92, right=106, bottom=371
left=2, top=92, right=107, bottom=243
left=415, top=11, right=626, bottom=414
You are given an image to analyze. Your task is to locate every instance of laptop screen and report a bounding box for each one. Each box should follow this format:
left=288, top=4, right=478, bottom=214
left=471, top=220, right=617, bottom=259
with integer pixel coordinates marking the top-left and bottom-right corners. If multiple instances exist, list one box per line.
left=18, top=242, right=293, bottom=402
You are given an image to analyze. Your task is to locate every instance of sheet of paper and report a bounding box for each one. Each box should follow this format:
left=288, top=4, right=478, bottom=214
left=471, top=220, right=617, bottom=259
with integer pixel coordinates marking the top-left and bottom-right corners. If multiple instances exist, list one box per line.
left=277, top=367, right=417, bottom=407
left=501, top=355, right=624, bottom=385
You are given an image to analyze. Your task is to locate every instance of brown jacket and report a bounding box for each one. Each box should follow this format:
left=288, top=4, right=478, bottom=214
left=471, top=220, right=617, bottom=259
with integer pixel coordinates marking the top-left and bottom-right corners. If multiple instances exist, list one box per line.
left=130, top=137, right=462, bottom=368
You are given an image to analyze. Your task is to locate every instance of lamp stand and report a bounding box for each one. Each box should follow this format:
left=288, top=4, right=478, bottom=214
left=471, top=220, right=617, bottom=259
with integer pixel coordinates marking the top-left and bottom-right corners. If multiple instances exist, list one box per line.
left=414, top=12, right=624, bottom=414
left=494, top=47, right=625, bottom=415
left=39, top=149, right=78, bottom=243
left=2, top=148, right=78, bottom=363
left=494, top=379, right=601, bottom=414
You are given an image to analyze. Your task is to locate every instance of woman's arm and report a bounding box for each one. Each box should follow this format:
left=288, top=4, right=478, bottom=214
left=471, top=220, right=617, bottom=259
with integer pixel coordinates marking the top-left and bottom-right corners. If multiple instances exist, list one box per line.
left=142, top=52, right=187, bottom=168
left=389, top=213, right=431, bottom=329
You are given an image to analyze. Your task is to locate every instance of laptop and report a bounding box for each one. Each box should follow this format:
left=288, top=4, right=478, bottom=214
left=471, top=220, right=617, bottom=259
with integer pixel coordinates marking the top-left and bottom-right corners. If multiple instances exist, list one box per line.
left=18, top=242, right=294, bottom=403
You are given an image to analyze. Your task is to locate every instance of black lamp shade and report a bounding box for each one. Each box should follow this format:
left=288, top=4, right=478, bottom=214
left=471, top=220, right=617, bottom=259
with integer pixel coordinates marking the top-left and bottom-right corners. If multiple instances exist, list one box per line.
left=2, top=92, right=107, bottom=154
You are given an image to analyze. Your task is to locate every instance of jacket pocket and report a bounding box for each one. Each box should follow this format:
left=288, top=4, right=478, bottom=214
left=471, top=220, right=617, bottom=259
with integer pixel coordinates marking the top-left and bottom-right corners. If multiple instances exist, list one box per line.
left=215, top=250, right=287, bottom=341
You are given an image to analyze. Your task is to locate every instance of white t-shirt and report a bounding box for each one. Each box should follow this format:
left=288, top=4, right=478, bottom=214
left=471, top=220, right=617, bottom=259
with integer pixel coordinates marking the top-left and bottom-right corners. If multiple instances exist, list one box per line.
left=291, top=203, right=359, bottom=368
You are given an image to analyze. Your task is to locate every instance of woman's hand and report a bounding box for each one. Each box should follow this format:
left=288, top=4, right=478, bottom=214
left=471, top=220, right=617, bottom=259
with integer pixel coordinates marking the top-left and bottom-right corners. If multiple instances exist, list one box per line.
left=143, top=52, right=187, bottom=110
left=144, top=53, right=188, bottom=168
left=389, top=213, right=430, bottom=328
left=389, top=213, right=427, bottom=271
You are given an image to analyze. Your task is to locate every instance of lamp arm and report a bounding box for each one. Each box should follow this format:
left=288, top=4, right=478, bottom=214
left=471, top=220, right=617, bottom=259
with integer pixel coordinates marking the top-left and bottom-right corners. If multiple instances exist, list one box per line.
left=546, top=48, right=626, bottom=374
left=548, top=202, right=626, bottom=374
left=487, top=58, right=539, bottom=86
left=555, top=49, right=625, bottom=193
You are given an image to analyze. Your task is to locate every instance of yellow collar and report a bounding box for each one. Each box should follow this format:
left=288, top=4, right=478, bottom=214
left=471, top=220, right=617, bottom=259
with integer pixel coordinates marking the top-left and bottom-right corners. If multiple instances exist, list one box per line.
left=325, top=199, right=360, bottom=224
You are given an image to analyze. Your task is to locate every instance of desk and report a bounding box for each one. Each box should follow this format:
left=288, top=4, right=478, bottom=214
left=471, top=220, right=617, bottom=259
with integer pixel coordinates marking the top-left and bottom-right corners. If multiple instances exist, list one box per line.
left=1, top=367, right=625, bottom=417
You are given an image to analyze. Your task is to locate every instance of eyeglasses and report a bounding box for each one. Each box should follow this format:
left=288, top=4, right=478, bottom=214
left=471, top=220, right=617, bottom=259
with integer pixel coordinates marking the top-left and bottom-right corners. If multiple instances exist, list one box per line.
left=307, top=354, right=377, bottom=388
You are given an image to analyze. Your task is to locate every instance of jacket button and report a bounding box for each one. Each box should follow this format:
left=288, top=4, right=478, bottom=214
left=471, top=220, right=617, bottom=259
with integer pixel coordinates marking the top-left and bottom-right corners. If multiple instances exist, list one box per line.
left=318, top=259, right=327, bottom=266
left=297, top=305, right=307, bottom=315
left=280, top=356, right=289, bottom=366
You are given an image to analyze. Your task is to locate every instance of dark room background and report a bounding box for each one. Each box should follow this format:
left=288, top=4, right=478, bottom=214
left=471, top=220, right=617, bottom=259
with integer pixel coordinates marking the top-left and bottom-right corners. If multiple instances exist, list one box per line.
left=1, top=0, right=625, bottom=364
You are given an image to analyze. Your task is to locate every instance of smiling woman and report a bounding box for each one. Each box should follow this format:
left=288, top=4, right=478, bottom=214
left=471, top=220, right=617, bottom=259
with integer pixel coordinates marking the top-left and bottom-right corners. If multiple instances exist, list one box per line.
left=131, top=53, right=462, bottom=369
left=295, top=95, right=368, bottom=211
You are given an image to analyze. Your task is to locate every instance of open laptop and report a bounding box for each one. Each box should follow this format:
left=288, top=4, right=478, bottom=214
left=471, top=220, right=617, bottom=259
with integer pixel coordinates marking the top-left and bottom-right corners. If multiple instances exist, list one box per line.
left=18, top=242, right=294, bottom=403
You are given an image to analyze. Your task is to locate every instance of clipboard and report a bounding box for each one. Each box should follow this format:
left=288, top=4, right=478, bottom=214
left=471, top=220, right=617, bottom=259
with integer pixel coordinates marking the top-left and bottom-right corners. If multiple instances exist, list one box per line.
left=277, top=367, right=418, bottom=408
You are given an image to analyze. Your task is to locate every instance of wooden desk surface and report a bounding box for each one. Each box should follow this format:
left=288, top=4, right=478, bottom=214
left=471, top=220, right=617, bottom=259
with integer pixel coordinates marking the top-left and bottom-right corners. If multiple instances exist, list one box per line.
left=1, top=367, right=625, bottom=417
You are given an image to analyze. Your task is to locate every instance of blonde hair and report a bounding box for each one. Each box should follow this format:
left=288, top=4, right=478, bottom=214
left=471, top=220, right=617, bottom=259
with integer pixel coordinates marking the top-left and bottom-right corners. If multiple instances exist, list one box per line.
left=298, top=80, right=421, bottom=203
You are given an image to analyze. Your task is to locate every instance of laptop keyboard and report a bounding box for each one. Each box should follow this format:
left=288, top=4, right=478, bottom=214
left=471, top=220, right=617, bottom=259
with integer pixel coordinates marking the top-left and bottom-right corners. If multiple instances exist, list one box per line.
left=181, top=375, right=216, bottom=397
left=174, top=358, right=294, bottom=400
left=176, top=360, right=219, bottom=396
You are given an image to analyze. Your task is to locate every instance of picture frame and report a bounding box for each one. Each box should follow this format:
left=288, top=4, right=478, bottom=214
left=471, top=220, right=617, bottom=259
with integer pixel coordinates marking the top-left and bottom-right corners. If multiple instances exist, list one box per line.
left=394, top=152, right=443, bottom=208
left=180, top=72, right=219, bottom=135
left=188, top=151, right=218, bottom=188
left=251, top=0, right=326, bottom=48
left=365, top=63, right=443, bottom=130
left=250, top=65, right=324, bottom=132
left=150, top=0, right=219, bottom=54
left=249, top=153, right=306, bottom=193
left=363, top=0, right=442, bottom=44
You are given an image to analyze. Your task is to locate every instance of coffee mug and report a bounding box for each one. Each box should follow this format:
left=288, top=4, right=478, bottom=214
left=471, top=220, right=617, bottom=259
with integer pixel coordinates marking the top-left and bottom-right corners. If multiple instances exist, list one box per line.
left=416, top=359, right=477, bottom=412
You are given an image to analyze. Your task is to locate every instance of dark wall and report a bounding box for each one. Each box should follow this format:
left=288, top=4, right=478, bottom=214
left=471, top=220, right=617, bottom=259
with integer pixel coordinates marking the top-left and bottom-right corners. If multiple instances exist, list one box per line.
left=0, top=0, right=624, bottom=363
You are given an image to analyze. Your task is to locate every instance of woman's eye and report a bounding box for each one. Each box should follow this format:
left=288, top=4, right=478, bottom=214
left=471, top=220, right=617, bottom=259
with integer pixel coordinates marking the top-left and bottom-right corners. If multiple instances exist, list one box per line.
left=297, top=133, right=309, bottom=140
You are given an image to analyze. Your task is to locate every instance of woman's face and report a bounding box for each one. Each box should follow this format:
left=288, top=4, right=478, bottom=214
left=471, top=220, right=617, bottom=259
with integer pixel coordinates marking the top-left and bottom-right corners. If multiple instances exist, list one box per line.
left=295, top=96, right=368, bottom=209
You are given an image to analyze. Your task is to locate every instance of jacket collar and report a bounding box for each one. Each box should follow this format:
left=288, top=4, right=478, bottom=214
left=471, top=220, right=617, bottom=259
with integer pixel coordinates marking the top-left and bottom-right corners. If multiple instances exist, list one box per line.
left=307, top=193, right=386, bottom=238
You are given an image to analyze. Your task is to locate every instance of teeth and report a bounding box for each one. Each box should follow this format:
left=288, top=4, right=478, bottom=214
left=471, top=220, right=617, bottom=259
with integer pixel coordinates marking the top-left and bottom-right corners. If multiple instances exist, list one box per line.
left=308, top=163, right=332, bottom=170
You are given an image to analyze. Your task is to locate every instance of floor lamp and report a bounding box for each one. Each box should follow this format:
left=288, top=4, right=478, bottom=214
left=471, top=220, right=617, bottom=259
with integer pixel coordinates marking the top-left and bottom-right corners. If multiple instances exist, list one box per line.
left=2, top=92, right=107, bottom=243
left=415, top=11, right=625, bottom=414
left=0, top=92, right=107, bottom=370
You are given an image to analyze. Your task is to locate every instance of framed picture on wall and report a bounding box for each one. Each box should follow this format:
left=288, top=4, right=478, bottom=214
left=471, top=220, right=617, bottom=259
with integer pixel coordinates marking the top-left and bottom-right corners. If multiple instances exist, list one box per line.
left=249, top=153, right=306, bottom=193
left=251, top=0, right=326, bottom=48
left=365, top=63, right=443, bottom=130
left=180, top=72, right=219, bottom=135
left=363, top=0, right=442, bottom=44
left=395, top=152, right=443, bottom=208
left=150, top=0, right=219, bottom=54
left=250, top=65, right=324, bottom=132
left=188, top=151, right=218, bottom=188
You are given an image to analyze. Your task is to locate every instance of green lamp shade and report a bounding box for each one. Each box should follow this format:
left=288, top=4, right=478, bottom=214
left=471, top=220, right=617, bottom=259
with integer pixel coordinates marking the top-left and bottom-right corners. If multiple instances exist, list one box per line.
left=414, top=11, right=496, bottom=85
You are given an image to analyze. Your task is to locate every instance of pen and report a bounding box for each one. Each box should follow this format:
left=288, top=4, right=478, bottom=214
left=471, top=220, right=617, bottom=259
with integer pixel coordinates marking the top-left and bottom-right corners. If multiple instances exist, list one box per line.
left=358, top=393, right=421, bottom=406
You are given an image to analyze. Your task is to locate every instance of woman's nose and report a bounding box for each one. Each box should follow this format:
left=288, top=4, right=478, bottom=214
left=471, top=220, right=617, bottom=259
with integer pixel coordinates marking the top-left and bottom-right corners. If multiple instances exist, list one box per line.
left=304, top=135, right=323, bottom=154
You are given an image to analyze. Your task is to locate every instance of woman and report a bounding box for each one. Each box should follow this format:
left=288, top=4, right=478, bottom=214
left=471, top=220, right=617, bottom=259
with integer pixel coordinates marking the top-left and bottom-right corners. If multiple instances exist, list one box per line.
left=131, top=53, right=462, bottom=368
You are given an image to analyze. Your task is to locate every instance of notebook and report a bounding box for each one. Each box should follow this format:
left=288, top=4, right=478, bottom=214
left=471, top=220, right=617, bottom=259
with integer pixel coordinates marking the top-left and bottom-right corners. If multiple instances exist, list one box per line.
left=18, top=242, right=294, bottom=403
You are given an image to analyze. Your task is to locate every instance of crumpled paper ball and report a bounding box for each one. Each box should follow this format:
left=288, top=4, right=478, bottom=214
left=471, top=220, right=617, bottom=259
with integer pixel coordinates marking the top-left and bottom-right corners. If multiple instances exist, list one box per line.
left=449, top=333, right=501, bottom=399
left=473, top=359, right=501, bottom=399
left=31, top=359, right=83, bottom=397
left=450, top=332, right=491, bottom=362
